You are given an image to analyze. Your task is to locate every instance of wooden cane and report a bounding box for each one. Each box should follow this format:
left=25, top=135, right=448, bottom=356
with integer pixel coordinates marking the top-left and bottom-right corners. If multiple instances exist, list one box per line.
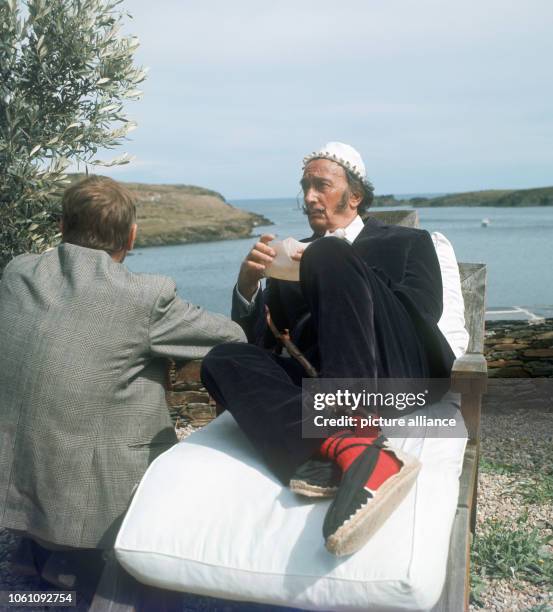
left=265, top=306, right=318, bottom=378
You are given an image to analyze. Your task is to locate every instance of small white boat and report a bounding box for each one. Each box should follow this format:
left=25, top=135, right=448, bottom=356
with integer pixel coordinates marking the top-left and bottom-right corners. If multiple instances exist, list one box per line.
left=481, top=218, right=490, bottom=227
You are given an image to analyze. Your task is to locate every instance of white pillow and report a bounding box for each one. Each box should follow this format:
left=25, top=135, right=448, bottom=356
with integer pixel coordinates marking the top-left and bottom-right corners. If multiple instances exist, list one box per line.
left=432, top=232, right=469, bottom=358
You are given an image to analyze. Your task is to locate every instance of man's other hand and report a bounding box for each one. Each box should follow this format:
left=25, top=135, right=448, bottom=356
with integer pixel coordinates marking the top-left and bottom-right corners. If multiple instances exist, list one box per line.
left=237, top=234, right=276, bottom=301
left=291, top=247, right=305, bottom=262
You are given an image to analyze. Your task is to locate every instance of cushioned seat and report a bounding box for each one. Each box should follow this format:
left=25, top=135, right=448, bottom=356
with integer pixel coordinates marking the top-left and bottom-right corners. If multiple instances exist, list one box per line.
left=115, top=398, right=466, bottom=612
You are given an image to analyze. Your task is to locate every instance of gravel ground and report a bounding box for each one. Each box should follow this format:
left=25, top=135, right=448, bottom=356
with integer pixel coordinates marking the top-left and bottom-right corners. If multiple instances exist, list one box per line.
left=469, top=400, right=553, bottom=612
left=2, top=403, right=552, bottom=612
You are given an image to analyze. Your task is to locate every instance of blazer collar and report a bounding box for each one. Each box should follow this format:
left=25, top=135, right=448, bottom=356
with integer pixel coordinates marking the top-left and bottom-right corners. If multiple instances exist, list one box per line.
left=354, top=214, right=386, bottom=241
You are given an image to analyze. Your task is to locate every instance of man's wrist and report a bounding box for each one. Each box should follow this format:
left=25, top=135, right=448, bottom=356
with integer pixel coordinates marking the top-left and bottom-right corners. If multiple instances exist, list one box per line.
left=234, top=283, right=260, bottom=313
left=237, top=279, right=259, bottom=302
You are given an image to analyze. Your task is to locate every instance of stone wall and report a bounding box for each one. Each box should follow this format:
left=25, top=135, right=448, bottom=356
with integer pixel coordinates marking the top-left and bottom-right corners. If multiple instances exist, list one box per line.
left=166, top=359, right=217, bottom=429
left=485, top=318, right=553, bottom=378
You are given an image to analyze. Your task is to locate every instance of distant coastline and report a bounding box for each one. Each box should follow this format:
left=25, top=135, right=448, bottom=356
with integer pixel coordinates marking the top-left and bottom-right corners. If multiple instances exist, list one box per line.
left=72, top=175, right=553, bottom=248
left=131, top=182, right=553, bottom=247
left=118, top=181, right=271, bottom=247
left=374, top=185, right=553, bottom=207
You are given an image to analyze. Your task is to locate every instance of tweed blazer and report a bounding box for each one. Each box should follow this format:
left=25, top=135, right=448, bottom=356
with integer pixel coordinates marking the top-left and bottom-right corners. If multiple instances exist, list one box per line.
left=0, top=243, right=245, bottom=549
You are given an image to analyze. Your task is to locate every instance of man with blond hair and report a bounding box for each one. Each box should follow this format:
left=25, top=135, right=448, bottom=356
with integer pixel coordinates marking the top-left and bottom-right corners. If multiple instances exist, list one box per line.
left=0, top=176, right=244, bottom=585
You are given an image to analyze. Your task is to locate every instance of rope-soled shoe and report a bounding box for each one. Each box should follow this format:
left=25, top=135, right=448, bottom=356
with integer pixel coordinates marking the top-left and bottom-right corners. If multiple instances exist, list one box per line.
left=321, top=431, right=421, bottom=556
left=289, top=457, right=341, bottom=498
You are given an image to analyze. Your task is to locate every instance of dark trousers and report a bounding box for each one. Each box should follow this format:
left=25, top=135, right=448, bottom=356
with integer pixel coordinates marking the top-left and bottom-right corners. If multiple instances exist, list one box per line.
left=201, top=238, right=430, bottom=484
left=10, top=532, right=104, bottom=605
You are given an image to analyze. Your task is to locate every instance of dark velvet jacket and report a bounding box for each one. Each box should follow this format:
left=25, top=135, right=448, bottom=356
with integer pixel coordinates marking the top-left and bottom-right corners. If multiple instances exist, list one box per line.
left=232, top=217, right=455, bottom=379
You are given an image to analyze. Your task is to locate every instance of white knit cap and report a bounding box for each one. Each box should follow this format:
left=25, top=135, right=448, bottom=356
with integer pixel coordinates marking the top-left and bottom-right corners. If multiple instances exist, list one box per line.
left=302, top=142, right=373, bottom=190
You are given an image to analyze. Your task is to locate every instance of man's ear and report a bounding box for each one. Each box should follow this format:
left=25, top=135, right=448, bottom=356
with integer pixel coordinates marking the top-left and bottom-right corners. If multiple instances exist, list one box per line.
left=349, top=189, right=362, bottom=210
left=127, top=223, right=138, bottom=251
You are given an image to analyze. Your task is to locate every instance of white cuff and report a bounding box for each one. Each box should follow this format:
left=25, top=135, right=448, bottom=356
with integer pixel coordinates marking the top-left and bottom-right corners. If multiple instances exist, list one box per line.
left=234, top=283, right=260, bottom=314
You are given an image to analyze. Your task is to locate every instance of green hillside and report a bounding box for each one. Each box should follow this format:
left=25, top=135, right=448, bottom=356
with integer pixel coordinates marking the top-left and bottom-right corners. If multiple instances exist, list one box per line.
left=374, top=186, right=553, bottom=207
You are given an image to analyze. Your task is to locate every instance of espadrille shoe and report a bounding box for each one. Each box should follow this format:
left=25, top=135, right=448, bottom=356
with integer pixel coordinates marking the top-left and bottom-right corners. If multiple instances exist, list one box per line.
left=321, top=432, right=421, bottom=556
left=289, top=457, right=341, bottom=498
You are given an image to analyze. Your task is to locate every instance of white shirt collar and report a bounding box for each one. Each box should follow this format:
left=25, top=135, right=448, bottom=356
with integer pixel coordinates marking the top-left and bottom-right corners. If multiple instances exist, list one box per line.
left=324, top=215, right=364, bottom=243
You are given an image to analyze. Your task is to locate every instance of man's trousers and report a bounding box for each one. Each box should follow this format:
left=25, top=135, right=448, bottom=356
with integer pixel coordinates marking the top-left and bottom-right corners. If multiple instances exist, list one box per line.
left=201, top=238, right=431, bottom=484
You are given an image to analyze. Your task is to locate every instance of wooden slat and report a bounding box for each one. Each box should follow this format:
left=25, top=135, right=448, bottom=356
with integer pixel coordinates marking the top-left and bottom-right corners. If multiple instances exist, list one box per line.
left=458, top=263, right=487, bottom=354
left=434, top=443, right=479, bottom=611
left=432, top=507, right=471, bottom=612
left=438, top=260, right=485, bottom=610
left=367, top=209, right=419, bottom=227
left=457, top=442, right=479, bottom=511
left=457, top=392, right=483, bottom=445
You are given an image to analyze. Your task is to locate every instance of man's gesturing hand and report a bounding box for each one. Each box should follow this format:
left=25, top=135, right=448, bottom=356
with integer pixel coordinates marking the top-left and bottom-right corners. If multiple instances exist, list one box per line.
left=237, top=234, right=276, bottom=301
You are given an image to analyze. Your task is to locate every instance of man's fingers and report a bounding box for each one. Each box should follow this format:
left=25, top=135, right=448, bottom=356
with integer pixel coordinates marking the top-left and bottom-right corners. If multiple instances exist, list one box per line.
left=259, top=233, right=276, bottom=244
left=253, top=241, right=276, bottom=257
left=244, top=261, right=265, bottom=272
left=248, top=248, right=274, bottom=264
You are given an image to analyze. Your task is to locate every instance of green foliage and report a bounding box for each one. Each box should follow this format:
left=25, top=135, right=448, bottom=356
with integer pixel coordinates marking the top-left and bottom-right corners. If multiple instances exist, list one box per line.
left=404, top=186, right=553, bottom=208
left=0, top=0, right=145, bottom=270
left=479, top=457, right=523, bottom=476
left=525, top=604, right=553, bottom=612
left=469, top=565, right=487, bottom=607
left=472, top=517, right=553, bottom=587
left=516, top=474, right=553, bottom=505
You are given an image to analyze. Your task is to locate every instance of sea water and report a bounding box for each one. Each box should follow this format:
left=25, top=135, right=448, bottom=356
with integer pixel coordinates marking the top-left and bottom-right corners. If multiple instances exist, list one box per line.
left=126, top=200, right=553, bottom=319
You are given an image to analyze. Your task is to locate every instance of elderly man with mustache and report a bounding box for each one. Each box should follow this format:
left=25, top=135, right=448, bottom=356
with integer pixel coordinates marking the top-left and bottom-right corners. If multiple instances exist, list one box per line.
left=200, top=142, right=455, bottom=556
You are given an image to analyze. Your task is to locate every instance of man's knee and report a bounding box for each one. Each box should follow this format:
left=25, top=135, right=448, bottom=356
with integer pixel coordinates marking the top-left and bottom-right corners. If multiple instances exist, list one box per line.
left=201, top=342, right=261, bottom=378
left=301, top=237, right=359, bottom=284
left=302, top=236, right=351, bottom=268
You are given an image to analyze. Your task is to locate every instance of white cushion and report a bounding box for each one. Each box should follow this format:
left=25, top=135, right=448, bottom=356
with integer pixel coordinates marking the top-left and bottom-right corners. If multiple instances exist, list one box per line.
left=432, top=232, right=469, bottom=358
left=115, top=399, right=467, bottom=611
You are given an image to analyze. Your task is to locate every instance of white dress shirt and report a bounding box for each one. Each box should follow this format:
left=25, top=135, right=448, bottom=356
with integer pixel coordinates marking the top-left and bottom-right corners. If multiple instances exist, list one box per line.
left=324, top=214, right=365, bottom=243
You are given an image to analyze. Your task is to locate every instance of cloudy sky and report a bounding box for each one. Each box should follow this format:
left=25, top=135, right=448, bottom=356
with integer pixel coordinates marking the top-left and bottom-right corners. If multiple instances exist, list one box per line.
left=101, top=0, right=553, bottom=199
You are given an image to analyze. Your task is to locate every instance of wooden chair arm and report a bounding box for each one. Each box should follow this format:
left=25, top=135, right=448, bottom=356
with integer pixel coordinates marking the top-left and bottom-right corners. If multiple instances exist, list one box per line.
left=451, top=352, right=487, bottom=444
left=451, top=352, right=488, bottom=395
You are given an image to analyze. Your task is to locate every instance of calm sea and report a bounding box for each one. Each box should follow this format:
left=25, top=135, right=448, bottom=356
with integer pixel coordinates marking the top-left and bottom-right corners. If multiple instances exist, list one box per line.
left=126, top=198, right=553, bottom=320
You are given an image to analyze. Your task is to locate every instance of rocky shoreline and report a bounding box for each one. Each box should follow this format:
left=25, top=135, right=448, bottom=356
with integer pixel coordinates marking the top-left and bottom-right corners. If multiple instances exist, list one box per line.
left=134, top=214, right=271, bottom=247
left=128, top=181, right=272, bottom=248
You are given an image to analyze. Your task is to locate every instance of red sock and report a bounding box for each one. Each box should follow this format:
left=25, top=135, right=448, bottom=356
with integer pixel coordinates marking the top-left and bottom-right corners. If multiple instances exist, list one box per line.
left=320, top=428, right=401, bottom=490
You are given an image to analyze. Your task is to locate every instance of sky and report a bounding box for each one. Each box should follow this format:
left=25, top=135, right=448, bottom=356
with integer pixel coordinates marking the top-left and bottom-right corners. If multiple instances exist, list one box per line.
left=99, top=0, right=553, bottom=199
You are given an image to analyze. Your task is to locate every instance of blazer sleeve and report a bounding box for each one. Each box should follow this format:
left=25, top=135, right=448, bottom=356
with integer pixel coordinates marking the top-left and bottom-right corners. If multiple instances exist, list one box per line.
left=149, top=278, right=246, bottom=360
